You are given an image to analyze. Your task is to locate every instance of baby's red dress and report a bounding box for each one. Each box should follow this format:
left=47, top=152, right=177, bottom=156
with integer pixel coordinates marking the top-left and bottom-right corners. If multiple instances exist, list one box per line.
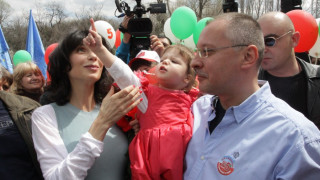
left=129, top=73, right=199, bottom=180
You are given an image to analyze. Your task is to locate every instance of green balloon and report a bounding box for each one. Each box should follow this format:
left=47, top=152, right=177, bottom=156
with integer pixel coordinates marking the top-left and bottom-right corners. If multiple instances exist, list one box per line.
left=193, top=17, right=213, bottom=45
left=13, top=50, right=32, bottom=66
left=170, top=6, right=197, bottom=40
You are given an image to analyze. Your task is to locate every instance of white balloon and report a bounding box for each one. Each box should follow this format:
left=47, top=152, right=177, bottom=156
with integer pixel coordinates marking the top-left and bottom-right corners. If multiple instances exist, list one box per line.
left=90, top=20, right=116, bottom=48
left=164, top=18, right=180, bottom=44
left=309, top=18, right=320, bottom=58
left=309, top=35, right=320, bottom=58
left=183, top=34, right=196, bottom=50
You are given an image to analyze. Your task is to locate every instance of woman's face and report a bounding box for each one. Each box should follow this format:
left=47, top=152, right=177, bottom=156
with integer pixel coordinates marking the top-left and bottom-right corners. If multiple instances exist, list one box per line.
left=68, top=44, right=103, bottom=84
left=21, top=70, right=43, bottom=92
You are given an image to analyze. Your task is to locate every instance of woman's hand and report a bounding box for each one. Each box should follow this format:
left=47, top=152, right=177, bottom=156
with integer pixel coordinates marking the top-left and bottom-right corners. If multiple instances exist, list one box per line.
left=89, top=85, right=141, bottom=141
left=83, top=18, right=116, bottom=68
left=83, top=18, right=104, bottom=53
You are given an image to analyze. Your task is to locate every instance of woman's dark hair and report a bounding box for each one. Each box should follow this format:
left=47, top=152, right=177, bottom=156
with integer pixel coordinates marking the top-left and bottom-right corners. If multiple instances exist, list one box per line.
left=45, top=30, right=113, bottom=105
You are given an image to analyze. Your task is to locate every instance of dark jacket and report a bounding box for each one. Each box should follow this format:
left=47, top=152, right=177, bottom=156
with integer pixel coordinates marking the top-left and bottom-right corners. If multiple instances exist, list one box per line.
left=259, top=58, right=320, bottom=129
left=0, top=91, right=43, bottom=179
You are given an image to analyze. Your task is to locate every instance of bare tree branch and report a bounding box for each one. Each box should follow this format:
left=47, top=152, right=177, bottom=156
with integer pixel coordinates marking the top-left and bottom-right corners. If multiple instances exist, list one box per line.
left=0, top=0, right=12, bottom=25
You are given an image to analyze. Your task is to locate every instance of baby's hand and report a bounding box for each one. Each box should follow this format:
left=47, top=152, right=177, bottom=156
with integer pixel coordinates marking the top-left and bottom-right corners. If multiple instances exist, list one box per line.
left=129, top=119, right=140, bottom=135
left=83, top=18, right=104, bottom=53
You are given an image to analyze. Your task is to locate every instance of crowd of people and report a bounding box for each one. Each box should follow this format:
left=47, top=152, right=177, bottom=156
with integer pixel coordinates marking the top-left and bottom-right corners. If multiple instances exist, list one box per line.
left=0, top=9, right=320, bottom=180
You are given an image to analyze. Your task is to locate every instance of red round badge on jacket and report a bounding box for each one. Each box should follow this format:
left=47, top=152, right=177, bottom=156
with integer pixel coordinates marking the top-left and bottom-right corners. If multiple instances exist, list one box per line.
left=217, top=156, right=234, bottom=175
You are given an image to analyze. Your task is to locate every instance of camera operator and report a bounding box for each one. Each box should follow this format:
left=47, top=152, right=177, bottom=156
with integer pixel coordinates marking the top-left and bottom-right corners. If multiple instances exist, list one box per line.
left=115, top=0, right=166, bottom=64
left=116, top=15, right=133, bottom=64
left=116, top=16, right=169, bottom=66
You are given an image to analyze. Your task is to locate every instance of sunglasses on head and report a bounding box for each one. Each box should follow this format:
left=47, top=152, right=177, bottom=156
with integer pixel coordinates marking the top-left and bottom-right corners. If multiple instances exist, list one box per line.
left=264, top=30, right=292, bottom=47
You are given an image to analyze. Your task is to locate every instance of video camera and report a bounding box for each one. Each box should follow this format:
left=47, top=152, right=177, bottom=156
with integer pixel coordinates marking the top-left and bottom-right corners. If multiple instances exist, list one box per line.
left=115, top=0, right=166, bottom=59
left=281, top=0, right=302, bottom=13
left=223, top=0, right=238, bottom=13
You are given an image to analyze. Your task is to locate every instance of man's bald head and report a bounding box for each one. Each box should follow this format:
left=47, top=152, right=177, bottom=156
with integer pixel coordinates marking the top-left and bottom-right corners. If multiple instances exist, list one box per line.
left=258, top=12, right=295, bottom=32
left=257, top=11, right=300, bottom=77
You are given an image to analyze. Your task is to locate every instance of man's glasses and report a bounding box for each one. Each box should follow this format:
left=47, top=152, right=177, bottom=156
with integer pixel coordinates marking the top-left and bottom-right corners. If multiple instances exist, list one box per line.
left=194, top=45, right=249, bottom=58
left=264, top=30, right=292, bottom=47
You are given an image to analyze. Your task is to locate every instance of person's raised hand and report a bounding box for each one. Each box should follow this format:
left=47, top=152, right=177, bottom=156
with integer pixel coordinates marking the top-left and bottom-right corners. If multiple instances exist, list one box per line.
left=121, top=15, right=134, bottom=43
left=121, top=15, right=134, bottom=30
left=83, top=18, right=104, bottom=53
left=150, top=35, right=165, bottom=57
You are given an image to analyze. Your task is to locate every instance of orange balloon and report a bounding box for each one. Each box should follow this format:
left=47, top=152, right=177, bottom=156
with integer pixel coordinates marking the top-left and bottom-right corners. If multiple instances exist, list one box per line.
left=287, top=10, right=318, bottom=52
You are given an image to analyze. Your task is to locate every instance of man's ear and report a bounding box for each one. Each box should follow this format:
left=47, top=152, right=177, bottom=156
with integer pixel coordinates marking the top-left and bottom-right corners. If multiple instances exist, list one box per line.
left=241, top=45, right=259, bottom=69
left=292, top=31, right=300, bottom=48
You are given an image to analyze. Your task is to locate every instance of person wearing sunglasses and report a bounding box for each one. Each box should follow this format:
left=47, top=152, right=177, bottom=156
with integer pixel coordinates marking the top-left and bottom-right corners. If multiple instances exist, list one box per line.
left=258, top=12, right=320, bottom=130
left=184, top=12, right=320, bottom=180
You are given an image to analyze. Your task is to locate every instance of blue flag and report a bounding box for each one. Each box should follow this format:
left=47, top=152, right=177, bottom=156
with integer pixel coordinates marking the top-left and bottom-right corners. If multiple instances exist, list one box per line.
left=26, top=10, right=47, bottom=79
left=0, top=25, right=13, bottom=74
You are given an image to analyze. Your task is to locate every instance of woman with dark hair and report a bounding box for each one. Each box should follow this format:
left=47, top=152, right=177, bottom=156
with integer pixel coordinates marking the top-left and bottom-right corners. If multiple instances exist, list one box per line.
left=31, top=30, right=141, bottom=180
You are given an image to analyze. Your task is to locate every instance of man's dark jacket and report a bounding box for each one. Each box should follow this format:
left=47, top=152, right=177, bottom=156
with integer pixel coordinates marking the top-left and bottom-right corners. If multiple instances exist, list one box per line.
left=259, top=58, right=320, bottom=129
left=0, top=91, right=43, bottom=179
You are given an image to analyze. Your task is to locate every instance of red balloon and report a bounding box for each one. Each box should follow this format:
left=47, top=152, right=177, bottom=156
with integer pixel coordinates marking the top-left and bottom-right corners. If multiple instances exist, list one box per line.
left=44, top=43, right=58, bottom=64
left=115, top=29, right=121, bottom=48
left=287, top=10, right=318, bottom=52
left=44, top=43, right=58, bottom=83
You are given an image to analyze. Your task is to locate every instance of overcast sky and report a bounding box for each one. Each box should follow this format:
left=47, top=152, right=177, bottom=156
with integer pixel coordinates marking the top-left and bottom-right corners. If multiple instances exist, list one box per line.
left=6, top=0, right=314, bottom=21
left=7, top=0, right=161, bottom=20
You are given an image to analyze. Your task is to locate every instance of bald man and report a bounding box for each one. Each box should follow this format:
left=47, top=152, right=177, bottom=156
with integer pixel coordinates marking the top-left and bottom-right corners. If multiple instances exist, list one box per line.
left=258, top=12, right=320, bottom=129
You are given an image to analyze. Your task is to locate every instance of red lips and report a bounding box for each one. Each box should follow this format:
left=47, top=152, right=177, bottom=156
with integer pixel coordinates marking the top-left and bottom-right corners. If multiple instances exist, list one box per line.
left=159, top=65, right=167, bottom=72
left=84, top=64, right=99, bottom=68
left=84, top=64, right=100, bottom=71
